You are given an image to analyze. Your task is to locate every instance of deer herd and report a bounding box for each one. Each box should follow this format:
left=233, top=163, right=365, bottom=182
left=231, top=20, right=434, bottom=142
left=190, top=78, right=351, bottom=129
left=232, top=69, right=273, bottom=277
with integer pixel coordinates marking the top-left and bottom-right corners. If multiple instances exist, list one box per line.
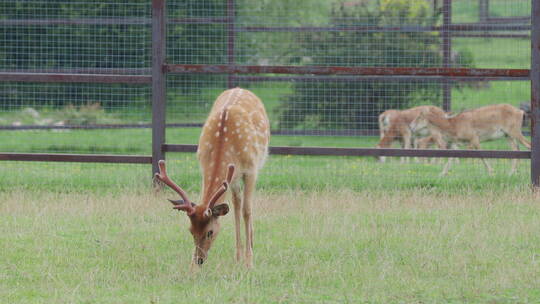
left=155, top=87, right=530, bottom=269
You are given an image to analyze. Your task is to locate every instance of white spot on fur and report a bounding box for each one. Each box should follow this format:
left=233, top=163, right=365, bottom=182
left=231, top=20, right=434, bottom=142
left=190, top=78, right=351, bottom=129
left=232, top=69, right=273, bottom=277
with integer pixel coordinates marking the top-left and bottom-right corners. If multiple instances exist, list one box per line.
left=215, top=131, right=220, bottom=137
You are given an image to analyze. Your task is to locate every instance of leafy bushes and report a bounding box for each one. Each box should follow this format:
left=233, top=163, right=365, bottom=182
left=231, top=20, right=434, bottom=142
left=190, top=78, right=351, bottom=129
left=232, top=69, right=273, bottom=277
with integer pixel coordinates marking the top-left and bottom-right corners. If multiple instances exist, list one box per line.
left=277, top=1, right=445, bottom=131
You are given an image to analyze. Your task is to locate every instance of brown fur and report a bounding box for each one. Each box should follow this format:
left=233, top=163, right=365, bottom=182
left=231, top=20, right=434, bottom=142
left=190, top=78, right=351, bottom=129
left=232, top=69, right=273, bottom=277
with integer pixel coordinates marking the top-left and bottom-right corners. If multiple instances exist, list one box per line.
left=411, top=104, right=530, bottom=175
left=163, top=88, right=269, bottom=269
left=377, top=105, right=446, bottom=162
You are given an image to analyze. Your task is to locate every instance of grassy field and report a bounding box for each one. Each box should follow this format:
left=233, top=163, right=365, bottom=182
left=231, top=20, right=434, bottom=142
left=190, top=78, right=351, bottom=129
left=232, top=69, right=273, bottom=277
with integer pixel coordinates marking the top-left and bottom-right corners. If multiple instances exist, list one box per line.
left=2, top=189, right=539, bottom=303
left=1, top=1, right=538, bottom=303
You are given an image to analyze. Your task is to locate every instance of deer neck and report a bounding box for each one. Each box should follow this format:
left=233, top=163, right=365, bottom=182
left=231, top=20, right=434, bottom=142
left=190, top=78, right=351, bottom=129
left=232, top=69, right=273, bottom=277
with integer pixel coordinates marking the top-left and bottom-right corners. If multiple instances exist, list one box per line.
left=427, top=114, right=456, bottom=136
left=198, top=92, right=237, bottom=207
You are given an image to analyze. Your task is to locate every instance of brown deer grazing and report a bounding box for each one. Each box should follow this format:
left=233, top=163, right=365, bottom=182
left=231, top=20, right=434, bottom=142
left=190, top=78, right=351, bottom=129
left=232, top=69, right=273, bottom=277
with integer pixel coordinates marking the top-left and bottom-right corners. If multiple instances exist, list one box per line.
left=376, top=105, right=446, bottom=162
left=155, top=88, right=270, bottom=269
left=410, top=104, right=530, bottom=176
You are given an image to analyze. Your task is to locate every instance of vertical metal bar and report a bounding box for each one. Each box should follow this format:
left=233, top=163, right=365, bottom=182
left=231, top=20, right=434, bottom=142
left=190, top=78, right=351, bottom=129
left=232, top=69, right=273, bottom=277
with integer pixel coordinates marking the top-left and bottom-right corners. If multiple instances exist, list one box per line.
left=479, top=0, right=489, bottom=22
left=442, top=0, right=452, bottom=112
left=531, top=0, right=540, bottom=186
left=226, top=0, right=236, bottom=88
left=152, top=0, right=166, bottom=175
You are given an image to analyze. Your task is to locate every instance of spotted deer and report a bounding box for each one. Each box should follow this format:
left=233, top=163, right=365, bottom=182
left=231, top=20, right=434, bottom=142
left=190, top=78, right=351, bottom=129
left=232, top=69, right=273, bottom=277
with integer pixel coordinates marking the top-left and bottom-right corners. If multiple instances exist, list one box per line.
left=376, top=105, right=446, bottom=163
left=410, top=104, right=530, bottom=176
left=155, top=88, right=270, bottom=269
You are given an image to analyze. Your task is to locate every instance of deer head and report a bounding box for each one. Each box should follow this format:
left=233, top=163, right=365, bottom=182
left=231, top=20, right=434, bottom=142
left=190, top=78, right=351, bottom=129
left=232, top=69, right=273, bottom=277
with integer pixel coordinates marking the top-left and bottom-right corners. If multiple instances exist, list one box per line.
left=409, top=111, right=430, bottom=133
left=155, top=160, right=235, bottom=266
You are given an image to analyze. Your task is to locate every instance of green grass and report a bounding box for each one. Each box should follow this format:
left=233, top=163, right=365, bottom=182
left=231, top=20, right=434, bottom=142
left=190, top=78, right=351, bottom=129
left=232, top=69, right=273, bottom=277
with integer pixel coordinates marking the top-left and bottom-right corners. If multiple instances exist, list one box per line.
left=2, top=189, right=539, bottom=303
left=1, top=3, right=538, bottom=302
left=452, top=0, right=530, bottom=23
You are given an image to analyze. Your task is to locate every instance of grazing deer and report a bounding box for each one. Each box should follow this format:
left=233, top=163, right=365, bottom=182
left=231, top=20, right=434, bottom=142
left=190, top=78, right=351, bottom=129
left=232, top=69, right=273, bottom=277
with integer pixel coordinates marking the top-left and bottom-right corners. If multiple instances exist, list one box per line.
left=155, top=88, right=270, bottom=269
left=410, top=104, right=530, bottom=176
left=376, top=105, right=446, bottom=163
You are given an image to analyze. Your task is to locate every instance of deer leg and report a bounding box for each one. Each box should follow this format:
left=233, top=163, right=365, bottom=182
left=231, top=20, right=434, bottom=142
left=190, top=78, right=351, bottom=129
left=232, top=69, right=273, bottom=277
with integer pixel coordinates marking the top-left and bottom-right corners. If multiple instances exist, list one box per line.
left=471, top=140, right=493, bottom=176
left=440, top=143, right=457, bottom=176
left=231, top=183, right=243, bottom=263
left=440, top=157, right=452, bottom=177
left=509, top=130, right=531, bottom=149
left=401, top=132, right=412, bottom=164
left=242, top=173, right=257, bottom=268
left=508, top=137, right=519, bottom=175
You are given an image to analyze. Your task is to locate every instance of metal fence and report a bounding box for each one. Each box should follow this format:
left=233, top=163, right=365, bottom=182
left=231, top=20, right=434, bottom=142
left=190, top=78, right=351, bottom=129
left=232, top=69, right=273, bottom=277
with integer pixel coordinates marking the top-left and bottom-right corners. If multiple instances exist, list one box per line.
left=0, top=0, right=539, bottom=188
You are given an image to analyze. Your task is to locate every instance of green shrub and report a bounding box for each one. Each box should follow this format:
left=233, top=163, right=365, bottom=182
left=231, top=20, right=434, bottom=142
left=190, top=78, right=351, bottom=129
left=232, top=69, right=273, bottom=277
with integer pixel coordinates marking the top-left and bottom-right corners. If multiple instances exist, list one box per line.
left=277, top=0, right=446, bottom=131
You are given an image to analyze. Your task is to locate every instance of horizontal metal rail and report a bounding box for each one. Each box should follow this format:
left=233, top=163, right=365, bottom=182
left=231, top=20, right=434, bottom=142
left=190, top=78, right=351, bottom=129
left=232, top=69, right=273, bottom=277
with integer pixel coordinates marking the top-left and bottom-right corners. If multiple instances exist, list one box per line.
left=452, top=33, right=530, bottom=39
left=0, top=153, right=152, bottom=163
left=0, top=124, right=382, bottom=136
left=0, top=18, right=152, bottom=26
left=3, top=125, right=530, bottom=137
left=0, top=123, right=201, bottom=131
left=231, top=75, right=530, bottom=82
left=0, top=72, right=151, bottom=84
left=1, top=19, right=530, bottom=32
left=166, top=64, right=530, bottom=78
left=0, top=68, right=151, bottom=75
left=0, top=17, right=234, bottom=26
left=163, top=144, right=531, bottom=159
left=237, top=23, right=531, bottom=33
left=485, top=16, right=531, bottom=23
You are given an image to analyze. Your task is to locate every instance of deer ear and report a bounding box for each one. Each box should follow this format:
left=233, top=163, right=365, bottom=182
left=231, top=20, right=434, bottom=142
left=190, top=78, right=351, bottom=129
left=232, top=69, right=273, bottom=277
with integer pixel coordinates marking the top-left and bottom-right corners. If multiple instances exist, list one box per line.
left=211, top=204, right=230, bottom=217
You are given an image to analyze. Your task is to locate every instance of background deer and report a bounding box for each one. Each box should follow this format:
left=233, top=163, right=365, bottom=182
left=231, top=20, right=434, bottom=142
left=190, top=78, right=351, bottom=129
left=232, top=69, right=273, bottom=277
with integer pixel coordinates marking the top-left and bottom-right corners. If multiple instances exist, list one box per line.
left=410, top=103, right=530, bottom=176
left=155, top=88, right=270, bottom=269
left=377, top=105, right=446, bottom=163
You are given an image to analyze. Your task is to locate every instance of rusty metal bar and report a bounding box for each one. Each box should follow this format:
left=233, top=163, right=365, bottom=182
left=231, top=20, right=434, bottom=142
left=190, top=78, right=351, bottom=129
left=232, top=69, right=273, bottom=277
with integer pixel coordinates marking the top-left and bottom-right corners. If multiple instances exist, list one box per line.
left=0, top=68, right=151, bottom=75
left=0, top=18, right=151, bottom=26
left=168, top=17, right=230, bottom=24
left=0, top=153, right=151, bottom=164
left=231, top=75, right=529, bottom=82
left=236, top=24, right=530, bottom=33
left=163, top=144, right=531, bottom=159
left=442, top=0, right=452, bottom=112
left=166, top=64, right=529, bottom=78
left=452, top=33, right=530, bottom=39
left=0, top=72, right=151, bottom=84
left=531, top=0, right=540, bottom=186
left=0, top=123, right=201, bottom=131
left=0, top=17, right=240, bottom=26
left=1, top=18, right=530, bottom=31
left=152, top=0, right=166, bottom=175
left=485, top=16, right=531, bottom=23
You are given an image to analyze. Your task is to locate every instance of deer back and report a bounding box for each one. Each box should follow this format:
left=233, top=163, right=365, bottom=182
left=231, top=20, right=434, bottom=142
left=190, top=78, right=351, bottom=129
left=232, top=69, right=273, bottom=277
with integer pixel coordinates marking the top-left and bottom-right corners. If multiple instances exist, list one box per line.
left=197, top=88, right=270, bottom=205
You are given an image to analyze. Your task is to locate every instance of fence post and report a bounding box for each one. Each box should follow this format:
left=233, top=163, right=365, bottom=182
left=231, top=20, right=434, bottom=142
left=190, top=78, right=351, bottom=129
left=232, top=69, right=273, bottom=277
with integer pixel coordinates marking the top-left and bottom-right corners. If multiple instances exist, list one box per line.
left=442, top=0, right=452, bottom=112
left=227, top=0, right=236, bottom=89
left=531, top=0, right=540, bottom=187
left=152, top=0, right=166, bottom=175
left=479, top=0, right=489, bottom=22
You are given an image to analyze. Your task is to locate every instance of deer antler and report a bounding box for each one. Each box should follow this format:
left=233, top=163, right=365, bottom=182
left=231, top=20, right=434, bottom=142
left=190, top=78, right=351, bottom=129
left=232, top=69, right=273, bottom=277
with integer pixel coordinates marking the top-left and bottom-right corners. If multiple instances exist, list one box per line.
left=226, top=164, right=235, bottom=183
left=208, top=182, right=228, bottom=210
left=155, top=160, right=195, bottom=215
left=206, top=165, right=235, bottom=211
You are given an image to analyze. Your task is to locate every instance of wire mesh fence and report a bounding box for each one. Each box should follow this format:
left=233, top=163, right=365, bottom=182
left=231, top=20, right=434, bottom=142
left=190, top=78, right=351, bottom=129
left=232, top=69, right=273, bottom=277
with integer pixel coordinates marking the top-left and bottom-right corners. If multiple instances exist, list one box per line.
left=0, top=0, right=536, bottom=191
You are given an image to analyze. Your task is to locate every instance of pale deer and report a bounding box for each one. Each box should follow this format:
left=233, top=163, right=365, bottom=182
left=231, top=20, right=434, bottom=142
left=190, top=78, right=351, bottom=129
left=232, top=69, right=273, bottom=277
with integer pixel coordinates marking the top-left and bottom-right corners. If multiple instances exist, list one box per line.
left=410, top=104, right=530, bottom=176
left=155, top=88, right=270, bottom=269
left=376, top=105, right=446, bottom=163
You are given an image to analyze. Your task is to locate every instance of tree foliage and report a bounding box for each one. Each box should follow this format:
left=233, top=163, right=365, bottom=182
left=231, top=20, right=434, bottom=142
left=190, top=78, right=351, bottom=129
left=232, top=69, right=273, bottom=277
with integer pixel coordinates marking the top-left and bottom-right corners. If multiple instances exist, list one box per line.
left=277, top=0, right=445, bottom=131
